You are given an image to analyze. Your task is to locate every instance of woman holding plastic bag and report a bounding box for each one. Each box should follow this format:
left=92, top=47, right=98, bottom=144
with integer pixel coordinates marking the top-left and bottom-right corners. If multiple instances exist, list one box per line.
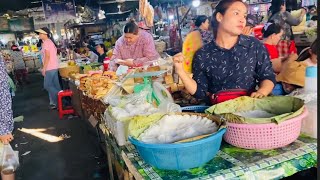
left=173, top=0, right=276, bottom=105
left=0, top=54, right=17, bottom=180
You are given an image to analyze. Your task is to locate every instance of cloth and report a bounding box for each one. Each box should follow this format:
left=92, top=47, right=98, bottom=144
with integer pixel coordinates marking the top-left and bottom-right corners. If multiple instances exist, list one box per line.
left=0, top=55, right=13, bottom=135
left=205, top=96, right=305, bottom=124
left=42, top=39, right=58, bottom=71
left=269, top=11, right=303, bottom=41
left=192, top=35, right=276, bottom=99
left=88, top=51, right=99, bottom=62
left=44, top=69, right=61, bottom=106
left=302, top=0, right=317, bottom=6
left=182, top=30, right=203, bottom=73
left=276, top=60, right=307, bottom=87
left=277, top=40, right=297, bottom=58
left=291, top=9, right=307, bottom=32
left=120, top=134, right=316, bottom=180
left=10, top=51, right=25, bottom=70
left=264, top=43, right=279, bottom=59
left=109, top=30, right=160, bottom=71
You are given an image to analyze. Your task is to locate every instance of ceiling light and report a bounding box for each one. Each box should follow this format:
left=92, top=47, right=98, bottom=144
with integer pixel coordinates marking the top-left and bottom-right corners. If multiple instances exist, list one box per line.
left=192, top=0, right=201, bottom=7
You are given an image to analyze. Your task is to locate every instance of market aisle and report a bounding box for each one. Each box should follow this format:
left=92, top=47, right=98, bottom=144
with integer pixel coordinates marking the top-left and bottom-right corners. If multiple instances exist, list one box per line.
left=11, top=73, right=108, bottom=180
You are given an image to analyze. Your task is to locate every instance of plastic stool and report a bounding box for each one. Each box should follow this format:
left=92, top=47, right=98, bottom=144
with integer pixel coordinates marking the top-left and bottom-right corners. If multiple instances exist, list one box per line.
left=58, top=90, right=74, bottom=119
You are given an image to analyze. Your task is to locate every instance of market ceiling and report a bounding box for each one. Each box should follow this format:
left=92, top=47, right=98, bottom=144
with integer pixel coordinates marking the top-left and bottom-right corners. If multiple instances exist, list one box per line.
left=0, top=0, right=89, bottom=13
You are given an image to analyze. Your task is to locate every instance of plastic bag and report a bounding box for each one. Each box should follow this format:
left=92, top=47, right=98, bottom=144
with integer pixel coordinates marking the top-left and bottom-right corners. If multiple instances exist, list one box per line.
left=158, top=100, right=181, bottom=113
left=1, top=144, right=19, bottom=174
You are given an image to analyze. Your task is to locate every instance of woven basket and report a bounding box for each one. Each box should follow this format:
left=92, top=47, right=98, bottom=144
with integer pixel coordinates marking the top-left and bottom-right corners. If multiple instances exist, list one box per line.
left=59, top=66, right=80, bottom=78
left=224, top=107, right=308, bottom=150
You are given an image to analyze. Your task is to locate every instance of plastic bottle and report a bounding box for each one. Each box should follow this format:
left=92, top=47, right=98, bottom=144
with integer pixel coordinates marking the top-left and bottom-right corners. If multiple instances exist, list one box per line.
left=304, top=66, right=317, bottom=92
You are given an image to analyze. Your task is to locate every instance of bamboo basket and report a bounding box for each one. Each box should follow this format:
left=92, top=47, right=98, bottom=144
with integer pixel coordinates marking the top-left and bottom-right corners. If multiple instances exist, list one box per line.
left=59, top=66, right=80, bottom=78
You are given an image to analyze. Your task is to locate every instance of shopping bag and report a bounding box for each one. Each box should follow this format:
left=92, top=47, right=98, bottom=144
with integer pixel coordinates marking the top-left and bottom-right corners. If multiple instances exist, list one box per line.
left=1, top=144, right=19, bottom=174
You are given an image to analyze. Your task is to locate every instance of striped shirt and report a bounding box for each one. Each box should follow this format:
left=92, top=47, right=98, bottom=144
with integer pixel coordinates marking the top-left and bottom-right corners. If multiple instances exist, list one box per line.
left=109, top=29, right=160, bottom=71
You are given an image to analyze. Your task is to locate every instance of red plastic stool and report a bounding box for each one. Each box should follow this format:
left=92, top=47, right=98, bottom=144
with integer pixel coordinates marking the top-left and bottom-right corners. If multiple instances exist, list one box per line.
left=58, top=90, right=74, bottom=119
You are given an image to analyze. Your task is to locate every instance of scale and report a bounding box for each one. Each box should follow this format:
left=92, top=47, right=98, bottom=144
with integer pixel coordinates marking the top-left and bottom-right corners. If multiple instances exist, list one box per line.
left=125, top=70, right=173, bottom=105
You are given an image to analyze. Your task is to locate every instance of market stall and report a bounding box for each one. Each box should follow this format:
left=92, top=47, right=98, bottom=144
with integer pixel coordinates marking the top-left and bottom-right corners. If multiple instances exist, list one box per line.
left=52, top=1, right=318, bottom=179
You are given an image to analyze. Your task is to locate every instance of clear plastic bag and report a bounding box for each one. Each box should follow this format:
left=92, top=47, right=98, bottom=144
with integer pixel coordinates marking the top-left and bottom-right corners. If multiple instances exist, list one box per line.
left=158, top=100, right=182, bottom=113
left=1, top=144, right=19, bottom=174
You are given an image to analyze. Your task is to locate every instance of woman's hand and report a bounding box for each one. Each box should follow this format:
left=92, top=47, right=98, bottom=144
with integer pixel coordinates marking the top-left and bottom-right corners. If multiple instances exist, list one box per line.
left=116, top=59, right=134, bottom=67
left=250, top=91, right=266, bottom=98
left=0, top=133, right=14, bottom=144
left=173, top=53, right=185, bottom=74
left=42, top=69, right=46, bottom=76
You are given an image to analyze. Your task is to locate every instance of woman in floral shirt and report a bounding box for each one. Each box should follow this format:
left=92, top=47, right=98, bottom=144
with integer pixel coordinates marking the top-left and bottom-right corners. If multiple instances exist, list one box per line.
left=0, top=54, right=14, bottom=144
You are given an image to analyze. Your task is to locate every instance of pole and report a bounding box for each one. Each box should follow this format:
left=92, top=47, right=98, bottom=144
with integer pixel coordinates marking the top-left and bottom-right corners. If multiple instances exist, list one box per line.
left=175, top=6, right=182, bottom=49
left=176, top=6, right=192, bottom=50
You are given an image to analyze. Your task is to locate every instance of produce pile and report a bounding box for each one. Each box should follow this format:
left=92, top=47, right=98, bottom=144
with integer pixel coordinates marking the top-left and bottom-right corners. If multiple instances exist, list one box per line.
left=78, top=71, right=118, bottom=99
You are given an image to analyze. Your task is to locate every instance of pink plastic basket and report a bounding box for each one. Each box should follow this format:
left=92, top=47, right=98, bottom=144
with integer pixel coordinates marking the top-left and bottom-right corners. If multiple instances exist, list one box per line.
left=224, top=108, right=308, bottom=150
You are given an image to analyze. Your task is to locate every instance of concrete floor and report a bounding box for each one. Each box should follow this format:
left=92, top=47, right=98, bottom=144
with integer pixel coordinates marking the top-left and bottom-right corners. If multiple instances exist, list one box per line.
left=11, top=73, right=108, bottom=180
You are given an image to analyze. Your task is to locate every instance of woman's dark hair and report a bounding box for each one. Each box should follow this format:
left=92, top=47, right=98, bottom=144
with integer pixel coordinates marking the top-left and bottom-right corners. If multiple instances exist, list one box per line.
left=310, top=38, right=318, bottom=54
left=123, top=19, right=139, bottom=35
left=195, top=15, right=208, bottom=27
left=269, top=0, right=285, bottom=15
left=297, top=38, right=318, bottom=61
left=37, top=39, right=42, bottom=48
left=211, top=0, right=247, bottom=37
left=97, top=44, right=106, bottom=52
left=262, top=22, right=282, bottom=38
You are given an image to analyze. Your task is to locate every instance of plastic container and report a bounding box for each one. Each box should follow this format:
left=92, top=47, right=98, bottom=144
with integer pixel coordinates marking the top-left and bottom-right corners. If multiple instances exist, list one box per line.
left=103, top=110, right=130, bottom=146
left=224, top=108, right=308, bottom=150
left=128, top=128, right=226, bottom=170
left=103, top=57, right=110, bottom=71
left=272, top=83, right=285, bottom=95
left=181, top=106, right=210, bottom=113
left=301, top=100, right=317, bottom=138
left=304, top=66, right=317, bottom=92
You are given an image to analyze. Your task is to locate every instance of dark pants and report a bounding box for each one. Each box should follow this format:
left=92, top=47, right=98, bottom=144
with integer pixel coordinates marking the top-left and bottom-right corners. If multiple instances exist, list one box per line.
left=14, top=69, right=29, bottom=84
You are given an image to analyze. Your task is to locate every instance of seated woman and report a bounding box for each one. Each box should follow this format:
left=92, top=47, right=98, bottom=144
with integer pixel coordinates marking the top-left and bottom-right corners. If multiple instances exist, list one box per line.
left=262, top=22, right=284, bottom=73
left=297, top=38, right=318, bottom=66
left=173, top=0, right=276, bottom=103
left=85, top=43, right=107, bottom=63
left=274, top=38, right=318, bottom=95
left=108, top=20, right=160, bottom=71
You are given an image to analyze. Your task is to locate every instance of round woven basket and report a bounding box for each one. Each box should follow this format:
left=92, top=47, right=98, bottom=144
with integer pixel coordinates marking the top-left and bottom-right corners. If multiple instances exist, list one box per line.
left=224, top=108, right=308, bottom=150
left=59, top=66, right=80, bottom=78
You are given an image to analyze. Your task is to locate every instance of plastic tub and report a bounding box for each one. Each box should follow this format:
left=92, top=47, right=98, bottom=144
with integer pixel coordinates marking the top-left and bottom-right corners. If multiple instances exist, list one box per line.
left=129, top=128, right=226, bottom=170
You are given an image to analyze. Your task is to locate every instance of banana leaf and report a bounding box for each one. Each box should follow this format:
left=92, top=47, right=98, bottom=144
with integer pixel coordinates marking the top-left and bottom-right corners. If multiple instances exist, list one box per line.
left=205, top=96, right=305, bottom=124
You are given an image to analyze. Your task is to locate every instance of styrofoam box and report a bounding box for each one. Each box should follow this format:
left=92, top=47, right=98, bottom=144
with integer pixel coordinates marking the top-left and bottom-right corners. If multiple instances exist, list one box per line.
left=103, top=110, right=130, bottom=146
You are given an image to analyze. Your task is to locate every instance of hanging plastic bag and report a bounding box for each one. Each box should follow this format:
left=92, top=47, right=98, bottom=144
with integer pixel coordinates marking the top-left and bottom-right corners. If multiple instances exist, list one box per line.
left=1, top=144, right=19, bottom=174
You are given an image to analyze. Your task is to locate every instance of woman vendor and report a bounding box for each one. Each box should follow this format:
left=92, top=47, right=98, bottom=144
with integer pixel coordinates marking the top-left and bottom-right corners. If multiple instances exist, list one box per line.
left=173, top=0, right=276, bottom=103
left=108, top=20, right=160, bottom=71
left=85, top=43, right=107, bottom=63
